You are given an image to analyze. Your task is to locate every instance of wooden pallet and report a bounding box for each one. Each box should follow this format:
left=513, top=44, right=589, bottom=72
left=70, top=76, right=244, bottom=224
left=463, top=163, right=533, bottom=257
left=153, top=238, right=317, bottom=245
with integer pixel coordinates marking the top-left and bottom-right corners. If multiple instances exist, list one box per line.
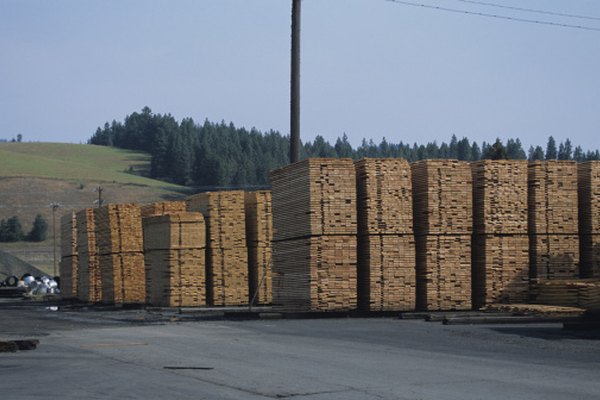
left=99, top=252, right=146, bottom=304
left=143, top=212, right=206, bottom=307
left=472, top=234, right=530, bottom=308
left=411, top=160, right=472, bottom=236
left=59, top=211, right=78, bottom=298
left=532, top=279, right=600, bottom=310
left=528, top=161, right=578, bottom=235
left=245, top=191, right=273, bottom=305
left=472, top=160, right=528, bottom=235
left=578, top=161, right=600, bottom=235
left=415, top=234, right=471, bottom=311
left=357, top=234, right=415, bottom=311
left=94, top=204, right=144, bottom=255
left=186, top=191, right=249, bottom=306
left=140, top=201, right=187, bottom=218
left=270, top=158, right=357, bottom=241
left=272, top=235, right=357, bottom=312
left=355, top=158, right=413, bottom=235
left=529, top=234, right=579, bottom=280
left=76, top=208, right=101, bottom=303
left=580, top=234, right=600, bottom=278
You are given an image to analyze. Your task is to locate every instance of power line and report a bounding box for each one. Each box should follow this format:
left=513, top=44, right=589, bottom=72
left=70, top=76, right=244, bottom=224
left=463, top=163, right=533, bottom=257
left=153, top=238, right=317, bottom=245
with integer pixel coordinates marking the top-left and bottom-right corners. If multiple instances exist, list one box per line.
left=451, top=0, right=600, bottom=21
left=385, top=0, right=600, bottom=32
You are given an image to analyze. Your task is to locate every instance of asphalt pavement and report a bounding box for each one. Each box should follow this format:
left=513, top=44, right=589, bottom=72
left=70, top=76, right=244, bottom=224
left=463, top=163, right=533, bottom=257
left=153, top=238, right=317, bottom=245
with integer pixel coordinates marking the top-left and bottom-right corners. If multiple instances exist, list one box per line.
left=1, top=303, right=600, bottom=399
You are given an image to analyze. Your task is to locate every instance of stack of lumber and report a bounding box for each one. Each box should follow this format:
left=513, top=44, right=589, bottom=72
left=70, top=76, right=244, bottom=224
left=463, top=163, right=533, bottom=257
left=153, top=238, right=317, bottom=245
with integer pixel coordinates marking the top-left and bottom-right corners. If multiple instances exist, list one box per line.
left=578, top=161, right=600, bottom=278
left=532, top=279, right=600, bottom=311
left=471, top=160, right=529, bottom=308
left=76, top=208, right=101, bottom=303
left=140, top=201, right=187, bottom=218
left=355, top=158, right=415, bottom=311
left=186, top=191, right=248, bottom=306
left=412, top=160, right=472, bottom=311
left=59, top=211, right=78, bottom=299
left=270, top=158, right=357, bottom=312
left=245, top=191, right=273, bottom=305
left=528, top=161, right=579, bottom=280
left=143, top=212, right=206, bottom=307
left=94, top=204, right=145, bottom=304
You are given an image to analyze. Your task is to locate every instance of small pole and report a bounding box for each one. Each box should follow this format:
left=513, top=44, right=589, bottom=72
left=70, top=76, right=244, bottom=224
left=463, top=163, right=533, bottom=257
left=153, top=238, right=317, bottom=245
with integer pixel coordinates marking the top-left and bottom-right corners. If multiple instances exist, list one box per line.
left=290, top=0, right=301, bottom=164
left=50, top=202, right=61, bottom=277
left=97, top=186, right=103, bottom=208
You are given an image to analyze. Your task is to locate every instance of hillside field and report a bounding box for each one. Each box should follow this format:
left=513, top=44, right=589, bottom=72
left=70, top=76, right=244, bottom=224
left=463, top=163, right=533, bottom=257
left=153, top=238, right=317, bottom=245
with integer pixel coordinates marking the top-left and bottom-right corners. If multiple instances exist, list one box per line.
left=0, top=142, right=190, bottom=276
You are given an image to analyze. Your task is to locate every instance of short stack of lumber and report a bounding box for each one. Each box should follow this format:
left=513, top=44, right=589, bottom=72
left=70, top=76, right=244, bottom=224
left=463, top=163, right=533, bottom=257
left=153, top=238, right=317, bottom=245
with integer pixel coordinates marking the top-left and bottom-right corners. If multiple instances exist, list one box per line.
left=532, top=279, right=600, bottom=311
left=76, top=208, right=101, bottom=303
left=245, top=191, right=273, bottom=305
left=471, top=160, right=529, bottom=308
left=270, top=158, right=357, bottom=312
left=143, top=212, right=206, bottom=307
left=59, top=211, right=78, bottom=299
left=528, top=161, right=579, bottom=280
left=140, top=201, right=187, bottom=218
left=412, top=160, right=472, bottom=311
left=186, top=191, right=248, bottom=306
left=578, top=161, right=600, bottom=278
left=355, top=158, right=415, bottom=311
left=94, top=204, right=145, bottom=305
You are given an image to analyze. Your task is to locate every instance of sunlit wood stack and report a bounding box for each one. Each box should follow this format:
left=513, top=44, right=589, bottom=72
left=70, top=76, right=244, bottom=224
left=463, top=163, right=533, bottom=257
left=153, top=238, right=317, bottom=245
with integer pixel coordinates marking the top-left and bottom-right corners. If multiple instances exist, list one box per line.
left=94, top=204, right=145, bottom=304
left=140, top=201, right=187, bottom=218
left=471, top=160, right=529, bottom=308
left=271, top=159, right=357, bottom=312
left=411, top=160, right=472, bottom=311
left=76, top=208, right=101, bottom=303
left=578, top=161, right=600, bottom=278
left=355, top=158, right=415, bottom=311
left=528, top=161, right=579, bottom=280
left=186, top=191, right=248, bottom=306
left=532, top=279, right=600, bottom=311
left=143, top=212, right=206, bottom=307
left=245, top=191, right=273, bottom=305
left=59, top=211, right=78, bottom=299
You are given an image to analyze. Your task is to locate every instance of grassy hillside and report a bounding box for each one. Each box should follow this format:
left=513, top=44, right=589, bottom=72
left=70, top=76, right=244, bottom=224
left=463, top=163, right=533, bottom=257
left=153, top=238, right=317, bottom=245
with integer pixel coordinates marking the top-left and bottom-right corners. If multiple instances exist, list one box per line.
left=0, top=142, right=191, bottom=275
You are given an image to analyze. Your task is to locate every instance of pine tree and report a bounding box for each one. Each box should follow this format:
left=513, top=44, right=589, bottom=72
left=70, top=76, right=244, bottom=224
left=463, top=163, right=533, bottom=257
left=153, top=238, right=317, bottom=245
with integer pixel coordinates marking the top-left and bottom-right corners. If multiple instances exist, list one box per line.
left=545, top=136, right=557, bottom=160
left=27, top=214, right=48, bottom=242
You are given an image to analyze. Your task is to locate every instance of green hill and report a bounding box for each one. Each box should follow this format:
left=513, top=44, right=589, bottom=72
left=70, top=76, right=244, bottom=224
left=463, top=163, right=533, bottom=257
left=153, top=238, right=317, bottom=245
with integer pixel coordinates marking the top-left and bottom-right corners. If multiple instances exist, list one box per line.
left=0, top=142, right=191, bottom=275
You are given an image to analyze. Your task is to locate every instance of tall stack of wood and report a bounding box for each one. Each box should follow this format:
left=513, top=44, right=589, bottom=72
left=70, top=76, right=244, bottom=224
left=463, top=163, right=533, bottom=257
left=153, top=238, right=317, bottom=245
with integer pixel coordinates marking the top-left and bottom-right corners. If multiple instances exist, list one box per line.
left=59, top=211, right=78, bottom=299
left=578, top=161, right=600, bottom=278
left=143, top=212, right=206, bottom=307
left=472, top=160, right=529, bottom=308
left=94, top=204, right=145, bottom=304
left=140, top=201, right=187, bottom=218
left=355, top=158, right=415, bottom=311
left=76, top=208, right=101, bottom=303
left=186, top=191, right=248, bottom=306
left=270, top=158, right=357, bottom=312
left=528, top=161, right=579, bottom=281
left=245, top=191, right=273, bottom=305
left=412, top=160, right=472, bottom=311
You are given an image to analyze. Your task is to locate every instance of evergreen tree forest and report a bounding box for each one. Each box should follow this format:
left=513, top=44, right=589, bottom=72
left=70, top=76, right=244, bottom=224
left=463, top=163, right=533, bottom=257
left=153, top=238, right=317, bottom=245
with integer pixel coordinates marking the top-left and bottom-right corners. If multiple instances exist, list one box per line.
left=89, top=107, right=600, bottom=188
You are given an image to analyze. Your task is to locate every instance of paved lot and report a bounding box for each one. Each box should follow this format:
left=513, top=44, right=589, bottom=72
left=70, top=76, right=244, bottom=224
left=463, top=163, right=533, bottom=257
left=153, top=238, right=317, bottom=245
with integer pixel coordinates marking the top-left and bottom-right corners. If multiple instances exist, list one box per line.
left=1, top=304, right=600, bottom=399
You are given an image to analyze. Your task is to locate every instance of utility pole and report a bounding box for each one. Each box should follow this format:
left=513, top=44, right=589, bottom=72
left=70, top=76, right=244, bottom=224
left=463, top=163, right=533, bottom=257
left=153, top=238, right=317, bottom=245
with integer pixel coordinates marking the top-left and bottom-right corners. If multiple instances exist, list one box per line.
left=96, top=186, right=104, bottom=208
left=49, top=202, right=61, bottom=278
left=290, top=0, right=301, bottom=164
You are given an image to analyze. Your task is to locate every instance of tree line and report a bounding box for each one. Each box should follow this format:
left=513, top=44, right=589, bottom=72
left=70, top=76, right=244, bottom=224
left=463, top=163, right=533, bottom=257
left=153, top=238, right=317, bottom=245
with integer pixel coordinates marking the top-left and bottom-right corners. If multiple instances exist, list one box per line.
left=0, top=215, right=48, bottom=243
left=89, top=107, right=600, bottom=187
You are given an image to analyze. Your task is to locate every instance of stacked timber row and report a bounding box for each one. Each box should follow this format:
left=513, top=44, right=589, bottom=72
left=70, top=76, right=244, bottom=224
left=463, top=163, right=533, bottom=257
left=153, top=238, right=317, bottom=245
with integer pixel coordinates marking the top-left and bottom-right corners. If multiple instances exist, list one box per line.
left=59, top=211, right=78, bottom=299
left=528, top=161, right=579, bottom=281
left=186, top=191, right=248, bottom=306
left=140, top=201, right=187, bottom=218
left=578, top=161, right=600, bottom=278
left=94, top=204, right=145, bottom=304
left=471, top=160, right=529, bottom=308
left=76, top=208, right=101, bottom=303
left=245, top=191, right=273, bottom=305
left=143, top=212, right=206, bottom=307
left=355, top=158, right=415, bottom=311
left=270, top=158, right=357, bottom=312
left=412, top=160, right=472, bottom=311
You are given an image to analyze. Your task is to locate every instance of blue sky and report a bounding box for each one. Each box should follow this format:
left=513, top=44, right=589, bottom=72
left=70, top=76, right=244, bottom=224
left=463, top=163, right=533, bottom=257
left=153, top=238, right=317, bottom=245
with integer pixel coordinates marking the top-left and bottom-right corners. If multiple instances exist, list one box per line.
left=1, top=0, right=599, bottom=151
